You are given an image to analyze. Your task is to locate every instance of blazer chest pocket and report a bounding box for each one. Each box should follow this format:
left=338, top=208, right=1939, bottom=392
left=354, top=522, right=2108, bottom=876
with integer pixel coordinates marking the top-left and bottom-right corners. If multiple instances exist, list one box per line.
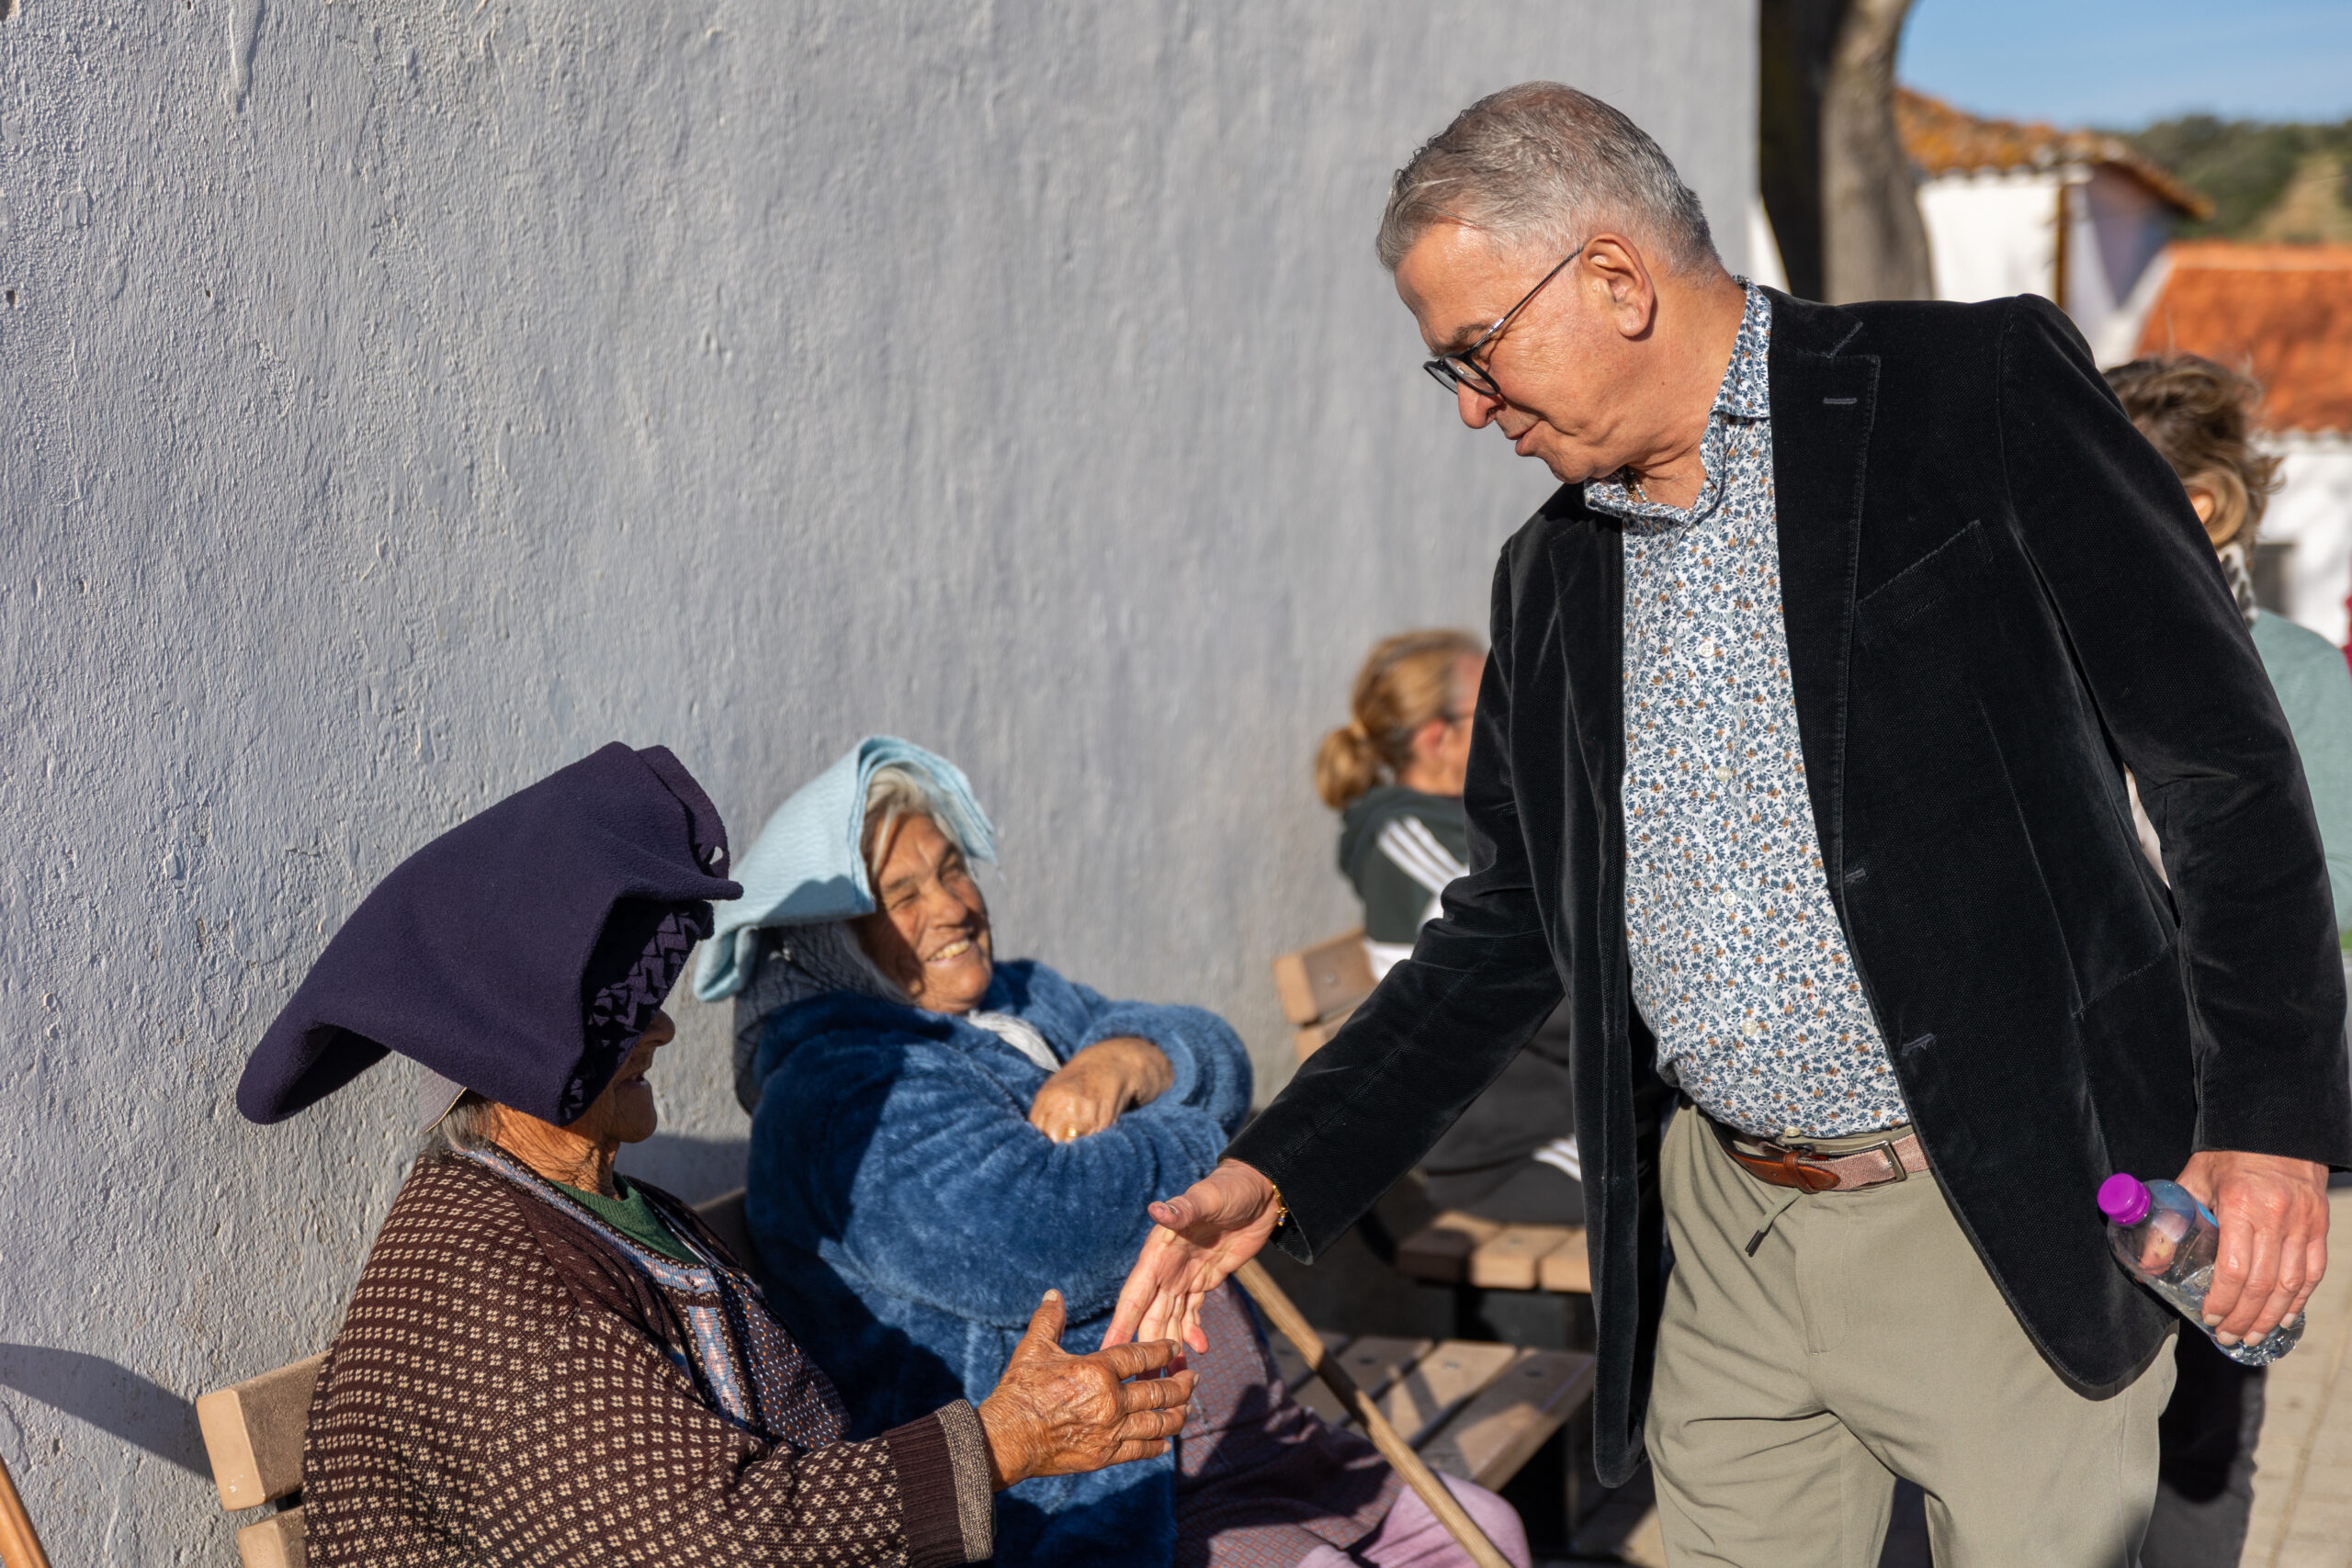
left=1856, top=520, right=1993, bottom=648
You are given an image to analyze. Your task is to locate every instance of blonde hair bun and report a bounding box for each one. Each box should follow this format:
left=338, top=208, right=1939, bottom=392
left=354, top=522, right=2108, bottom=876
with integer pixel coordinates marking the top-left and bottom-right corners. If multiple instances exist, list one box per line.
left=1316, top=629, right=1484, bottom=808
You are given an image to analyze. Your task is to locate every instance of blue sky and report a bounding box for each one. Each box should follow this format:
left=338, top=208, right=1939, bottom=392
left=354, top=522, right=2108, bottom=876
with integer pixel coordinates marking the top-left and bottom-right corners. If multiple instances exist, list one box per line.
left=1900, top=0, right=2352, bottom=128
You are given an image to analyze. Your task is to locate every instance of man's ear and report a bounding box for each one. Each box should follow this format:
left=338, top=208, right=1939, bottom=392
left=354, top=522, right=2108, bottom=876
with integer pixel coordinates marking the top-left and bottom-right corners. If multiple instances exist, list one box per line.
left=1581, top=233, right=1657, bottom=334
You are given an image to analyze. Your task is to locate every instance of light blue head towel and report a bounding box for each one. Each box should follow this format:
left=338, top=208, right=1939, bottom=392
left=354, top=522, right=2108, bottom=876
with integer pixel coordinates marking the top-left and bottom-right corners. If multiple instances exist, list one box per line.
left=692, top=737, right=998, bottom=1003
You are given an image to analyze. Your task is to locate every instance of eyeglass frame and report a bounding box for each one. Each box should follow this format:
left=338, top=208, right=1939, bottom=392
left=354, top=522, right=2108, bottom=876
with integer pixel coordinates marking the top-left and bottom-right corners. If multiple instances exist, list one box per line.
left=1420, top=241, right=1588, bottom=400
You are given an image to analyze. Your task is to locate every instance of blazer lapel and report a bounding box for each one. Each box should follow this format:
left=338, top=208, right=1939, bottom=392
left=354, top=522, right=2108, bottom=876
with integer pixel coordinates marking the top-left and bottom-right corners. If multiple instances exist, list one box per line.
left=1767, top=299, right=1879, bottom=889
left=1548, top=507, right=1623, bottom=813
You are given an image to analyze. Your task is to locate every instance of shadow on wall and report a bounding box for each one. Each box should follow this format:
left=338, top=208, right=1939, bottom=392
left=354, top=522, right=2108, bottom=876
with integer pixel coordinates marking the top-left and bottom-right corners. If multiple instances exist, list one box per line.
left=0, top=1343, right=209, bottom=1480
left=617, top=1132, right=751, bottom=1206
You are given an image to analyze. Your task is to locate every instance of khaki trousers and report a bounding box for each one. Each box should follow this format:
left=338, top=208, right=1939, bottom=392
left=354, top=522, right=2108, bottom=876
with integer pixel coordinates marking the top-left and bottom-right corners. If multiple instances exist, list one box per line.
left=1645, top=1107, right=2177, bottom=1567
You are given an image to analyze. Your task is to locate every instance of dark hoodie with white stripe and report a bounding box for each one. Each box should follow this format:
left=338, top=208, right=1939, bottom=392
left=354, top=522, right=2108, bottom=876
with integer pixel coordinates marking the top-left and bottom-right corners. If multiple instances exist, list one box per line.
left=1337, top=786, right=1577, bottom=1176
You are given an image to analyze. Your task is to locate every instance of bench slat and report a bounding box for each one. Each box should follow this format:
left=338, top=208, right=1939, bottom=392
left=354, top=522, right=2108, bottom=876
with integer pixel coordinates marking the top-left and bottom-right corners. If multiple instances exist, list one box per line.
left=1290, top=1004, right=1362, bottom=1064
left=1266, top=1328, right=1349, bottom=1394
left=1536, top=1234, right=1592, bottom=1294
left=1271, top=932, right=1374, bottom=1026
left=235, top=1506, right=305, bottom=1568
left=1329, top=1336, right=1434, bottom=1406
left=1418, top=1350, right=1597, bottom=1490
left=198, top=1354, right=326, bottom=1512
left=1293, top=1331, right=1356, bottom=1427
left=1379, top=1339, right=1519, bottom=1448
left=1394, top=1212, right=1505, bottom=1286
left=1467, top=1225, right=1583, bottom=1292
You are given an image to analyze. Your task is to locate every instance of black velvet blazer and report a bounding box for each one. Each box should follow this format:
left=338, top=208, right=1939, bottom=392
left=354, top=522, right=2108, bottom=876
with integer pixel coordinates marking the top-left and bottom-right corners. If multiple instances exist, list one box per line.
left=1230, top=289, right=2352, bottom=1486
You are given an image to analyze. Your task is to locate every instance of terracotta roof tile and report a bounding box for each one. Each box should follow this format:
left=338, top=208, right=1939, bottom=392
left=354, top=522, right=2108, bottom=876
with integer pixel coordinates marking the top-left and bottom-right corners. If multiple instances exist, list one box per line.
left=1895, top=87, right=2212, bottom=219
left=2133, top=243, right=2352, bottom=434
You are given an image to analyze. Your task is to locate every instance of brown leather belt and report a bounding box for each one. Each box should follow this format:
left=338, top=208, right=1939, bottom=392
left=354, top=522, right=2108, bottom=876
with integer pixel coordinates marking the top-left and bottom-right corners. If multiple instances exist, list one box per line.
left=1710, top=1116, right=1928, bottom=1192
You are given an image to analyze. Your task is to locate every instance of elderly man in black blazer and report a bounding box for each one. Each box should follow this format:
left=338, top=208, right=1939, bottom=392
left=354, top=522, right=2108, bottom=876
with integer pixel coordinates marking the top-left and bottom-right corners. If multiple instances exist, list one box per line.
left=1112, top=84, right=2352, bottom=1563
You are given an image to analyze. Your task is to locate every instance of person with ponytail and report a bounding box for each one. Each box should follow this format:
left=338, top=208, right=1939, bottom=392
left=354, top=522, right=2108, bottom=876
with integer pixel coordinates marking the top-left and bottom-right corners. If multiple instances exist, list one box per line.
left=1317, top=631, right=1583, bottom=1225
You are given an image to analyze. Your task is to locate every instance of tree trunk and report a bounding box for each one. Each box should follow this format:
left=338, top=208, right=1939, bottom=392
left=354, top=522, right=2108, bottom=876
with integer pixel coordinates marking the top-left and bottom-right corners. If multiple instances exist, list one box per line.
left=1758, top=0, right=1847, bottom=302
left=1819, top=0, right=1934, bottom=302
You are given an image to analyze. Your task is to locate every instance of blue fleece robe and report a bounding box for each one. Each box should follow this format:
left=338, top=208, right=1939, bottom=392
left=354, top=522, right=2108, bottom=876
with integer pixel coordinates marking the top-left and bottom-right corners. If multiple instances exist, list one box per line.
left=745, top=959, right=1252, bottom=1568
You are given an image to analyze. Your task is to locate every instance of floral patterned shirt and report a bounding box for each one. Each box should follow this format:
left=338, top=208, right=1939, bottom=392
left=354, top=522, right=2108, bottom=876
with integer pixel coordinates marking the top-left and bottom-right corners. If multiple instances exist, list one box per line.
left=1587, top=284, right=1908, bottom=1139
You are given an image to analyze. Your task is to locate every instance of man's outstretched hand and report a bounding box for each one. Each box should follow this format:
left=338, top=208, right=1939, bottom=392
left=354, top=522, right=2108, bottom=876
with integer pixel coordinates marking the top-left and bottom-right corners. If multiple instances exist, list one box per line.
left=2174, top=1150, right=2330, bottom=1348
left=1103, top=1158, right=1284, bottom=1353
left=976, top=1290, right=1196, bottom=1488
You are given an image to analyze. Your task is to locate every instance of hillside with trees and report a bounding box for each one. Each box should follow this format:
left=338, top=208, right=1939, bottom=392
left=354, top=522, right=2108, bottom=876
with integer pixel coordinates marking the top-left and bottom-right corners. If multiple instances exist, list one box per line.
left=2126, top=117, right=2352, bottom=242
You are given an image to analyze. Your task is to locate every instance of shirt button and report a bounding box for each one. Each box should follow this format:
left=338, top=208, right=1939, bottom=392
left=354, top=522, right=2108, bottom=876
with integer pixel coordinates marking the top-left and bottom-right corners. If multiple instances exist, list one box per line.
left=1744, top=1021, right=1765, bottom=1038
left=1720, top=889, right=1739, bottom=908
left=1713, top=766, right=1733, bottom=781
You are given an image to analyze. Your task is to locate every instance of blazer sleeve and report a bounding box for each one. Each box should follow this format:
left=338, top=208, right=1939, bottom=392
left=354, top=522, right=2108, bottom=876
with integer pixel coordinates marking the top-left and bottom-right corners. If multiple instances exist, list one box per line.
left=1997, top=294, right=2352, bottom=1163
left=790, top=1032, right=1235, bottom=1325
left=1227, top=547, right=1569, bottom=1258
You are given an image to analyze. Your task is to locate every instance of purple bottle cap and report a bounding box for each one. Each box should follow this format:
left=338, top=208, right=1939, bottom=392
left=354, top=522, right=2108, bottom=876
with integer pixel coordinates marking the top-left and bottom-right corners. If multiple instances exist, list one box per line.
left=2098, top=1172, right=2151, bottom=1226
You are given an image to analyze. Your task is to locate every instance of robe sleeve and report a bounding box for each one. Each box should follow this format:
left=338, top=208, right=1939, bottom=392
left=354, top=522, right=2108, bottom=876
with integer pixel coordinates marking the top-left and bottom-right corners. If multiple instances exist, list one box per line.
left=783, top=1027, right=1234, bottom=1327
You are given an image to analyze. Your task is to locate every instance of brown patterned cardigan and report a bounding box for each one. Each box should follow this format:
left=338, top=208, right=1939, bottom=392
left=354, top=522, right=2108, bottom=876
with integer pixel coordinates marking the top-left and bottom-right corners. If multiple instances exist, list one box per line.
left=301, top=1154, right=995, bottom=1565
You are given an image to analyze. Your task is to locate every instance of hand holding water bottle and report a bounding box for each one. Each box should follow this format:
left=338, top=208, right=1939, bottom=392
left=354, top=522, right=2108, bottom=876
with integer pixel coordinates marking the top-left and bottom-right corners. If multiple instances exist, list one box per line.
left=2177, top=1150, right=2330, bottom=1348
left=2098, top=1151, right=2330, bottom=1363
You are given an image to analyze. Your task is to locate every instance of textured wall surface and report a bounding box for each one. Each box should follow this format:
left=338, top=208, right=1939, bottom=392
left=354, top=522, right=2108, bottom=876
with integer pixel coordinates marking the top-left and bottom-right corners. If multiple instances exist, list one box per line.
left=0, top=3, right=1750, bottom=1557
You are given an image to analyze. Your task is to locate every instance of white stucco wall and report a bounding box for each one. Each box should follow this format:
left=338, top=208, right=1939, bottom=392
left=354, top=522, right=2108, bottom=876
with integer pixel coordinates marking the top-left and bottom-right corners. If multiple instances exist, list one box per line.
left=2261, top=434, right=2352, bottom=645
left=0, top=2, right=1751, bottom=1559
left=1918, top=168, right=2062, bottom=305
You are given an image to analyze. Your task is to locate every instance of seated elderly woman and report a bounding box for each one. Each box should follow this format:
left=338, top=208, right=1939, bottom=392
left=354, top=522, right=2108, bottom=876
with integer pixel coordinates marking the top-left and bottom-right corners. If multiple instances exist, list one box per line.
left=695, top=738, right=1530, bottom=1568
left=234, top=743, right=1193, bottom=1567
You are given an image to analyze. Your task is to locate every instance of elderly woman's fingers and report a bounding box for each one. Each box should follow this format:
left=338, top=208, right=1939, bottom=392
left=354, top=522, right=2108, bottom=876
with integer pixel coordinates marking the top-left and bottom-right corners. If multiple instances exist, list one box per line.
left=1114, top=1405, right=1189, bottom=1443
left=1013, top=1290, right=1069, bottom=1357
left=1090, top=1337, right=1183, bottom=1382
left=1113, top=1367, right=1196, bottom=1413
left=1026, top=1077, right=1119, bottom=1142
left=1107, top=1438, right=1172, bottom=1466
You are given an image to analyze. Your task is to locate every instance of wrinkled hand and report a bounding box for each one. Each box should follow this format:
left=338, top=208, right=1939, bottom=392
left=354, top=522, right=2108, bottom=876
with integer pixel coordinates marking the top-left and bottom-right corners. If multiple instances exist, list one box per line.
left=975, top=1291, right=1195, bottom=1488
left=1027, top=1037, right=1174, bottom=1143
left=1102, top=1159, right=1283, bottom=1354
left=2174, top=1150, right=2330, bottom=1346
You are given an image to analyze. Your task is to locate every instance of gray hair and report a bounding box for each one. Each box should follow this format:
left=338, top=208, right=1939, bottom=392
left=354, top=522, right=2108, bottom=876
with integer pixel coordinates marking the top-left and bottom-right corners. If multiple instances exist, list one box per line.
left=1375, top=83, right=1719, bottom=277
left=859, top=762, right=966, bottom=874
left=421, top=1089, right=502, bottom=1161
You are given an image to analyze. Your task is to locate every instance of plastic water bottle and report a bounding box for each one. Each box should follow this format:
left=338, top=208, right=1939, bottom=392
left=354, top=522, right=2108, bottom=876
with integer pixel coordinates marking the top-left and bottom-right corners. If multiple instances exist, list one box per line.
left=2097, top=1173, right=2302, bottom=1367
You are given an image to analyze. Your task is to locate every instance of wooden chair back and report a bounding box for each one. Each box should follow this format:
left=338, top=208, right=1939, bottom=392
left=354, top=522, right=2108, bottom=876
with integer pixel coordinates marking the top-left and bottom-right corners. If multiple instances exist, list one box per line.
left=1271, top=929, right=1376, bottom=1063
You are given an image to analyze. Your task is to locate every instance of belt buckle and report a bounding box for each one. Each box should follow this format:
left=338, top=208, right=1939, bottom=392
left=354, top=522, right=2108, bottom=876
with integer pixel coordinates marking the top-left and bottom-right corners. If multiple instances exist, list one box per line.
left=1864, top=1136, right=1908, bottom=1184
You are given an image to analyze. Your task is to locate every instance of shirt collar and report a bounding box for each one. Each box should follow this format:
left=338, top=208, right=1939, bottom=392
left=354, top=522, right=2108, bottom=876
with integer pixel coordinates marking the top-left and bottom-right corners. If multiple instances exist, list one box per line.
left=1584, top=280, right=1772, bottom=525
left=1714, top=280, right=1772, bottom=420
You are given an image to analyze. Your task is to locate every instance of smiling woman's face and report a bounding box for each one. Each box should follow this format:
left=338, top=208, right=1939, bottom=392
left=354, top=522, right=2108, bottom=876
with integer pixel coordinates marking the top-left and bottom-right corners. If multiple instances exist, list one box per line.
left=853, top=813, right=994, bottom=1013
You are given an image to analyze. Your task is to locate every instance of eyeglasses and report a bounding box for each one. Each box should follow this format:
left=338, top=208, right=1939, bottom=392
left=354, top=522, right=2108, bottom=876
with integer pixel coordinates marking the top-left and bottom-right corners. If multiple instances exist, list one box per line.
left=1421, top=243, right=1586, bottom=400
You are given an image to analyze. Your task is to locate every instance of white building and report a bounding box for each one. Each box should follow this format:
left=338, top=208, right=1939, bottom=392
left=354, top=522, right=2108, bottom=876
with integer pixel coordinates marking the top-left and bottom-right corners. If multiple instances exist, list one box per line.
left=2126, top=243, right=2352, bottom=641
left=1897, top=87, right=2210, bottom=365
left=1897, top=90, right=2352, bottom=649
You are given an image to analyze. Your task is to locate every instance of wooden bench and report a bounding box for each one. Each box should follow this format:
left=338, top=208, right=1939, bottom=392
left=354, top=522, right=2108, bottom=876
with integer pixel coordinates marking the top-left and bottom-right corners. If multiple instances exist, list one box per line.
left=1396, top=1209, right=1591, bottom=1295
left=1271, top=928, right=1376, bottom=1064
left=1272, top=931, right=1592, bottom=1310
left=198, top=1190, right=1590, bottom=1564
left=1259, top=1329, right=1596, bottom=1496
